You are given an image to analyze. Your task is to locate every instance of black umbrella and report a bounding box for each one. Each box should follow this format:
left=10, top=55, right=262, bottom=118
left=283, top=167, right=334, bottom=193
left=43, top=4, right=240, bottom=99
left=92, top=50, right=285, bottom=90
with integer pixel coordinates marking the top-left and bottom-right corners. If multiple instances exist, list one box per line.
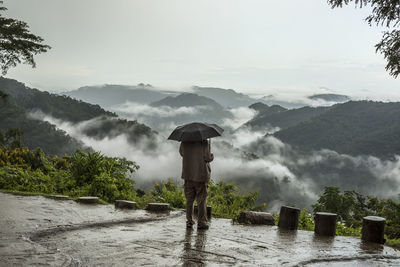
left=168, top=122, right=224, bottom=142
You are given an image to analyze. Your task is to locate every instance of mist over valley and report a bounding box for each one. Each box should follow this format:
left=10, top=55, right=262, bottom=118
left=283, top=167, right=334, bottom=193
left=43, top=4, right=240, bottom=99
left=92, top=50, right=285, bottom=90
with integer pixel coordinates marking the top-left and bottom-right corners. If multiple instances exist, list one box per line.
left=2, top=77, right=399, bottom=212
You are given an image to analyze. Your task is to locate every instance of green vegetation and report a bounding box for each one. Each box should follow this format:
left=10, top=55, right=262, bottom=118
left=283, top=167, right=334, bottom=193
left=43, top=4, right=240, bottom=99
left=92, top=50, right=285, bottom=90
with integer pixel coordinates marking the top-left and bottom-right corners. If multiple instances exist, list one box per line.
left=0, top=147, right=139, bottom=203
left=308, top=186, right=400, bottom=248
left=270, top=186, right=400, bottom=249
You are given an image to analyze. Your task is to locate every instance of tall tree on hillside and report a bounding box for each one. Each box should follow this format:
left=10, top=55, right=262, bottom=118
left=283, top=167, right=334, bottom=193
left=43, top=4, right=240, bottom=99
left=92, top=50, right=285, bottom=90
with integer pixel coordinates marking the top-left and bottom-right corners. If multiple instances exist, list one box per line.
left=327, top=0, right=400, bottom=78
left=0, top=1, right=50, bottom=76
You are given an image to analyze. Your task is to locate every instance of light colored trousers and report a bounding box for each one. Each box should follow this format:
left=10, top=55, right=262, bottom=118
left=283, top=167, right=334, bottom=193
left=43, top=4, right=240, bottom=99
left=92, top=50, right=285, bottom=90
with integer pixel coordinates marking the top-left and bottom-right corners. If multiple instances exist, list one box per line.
left=184, top=180, right=208, bottom=226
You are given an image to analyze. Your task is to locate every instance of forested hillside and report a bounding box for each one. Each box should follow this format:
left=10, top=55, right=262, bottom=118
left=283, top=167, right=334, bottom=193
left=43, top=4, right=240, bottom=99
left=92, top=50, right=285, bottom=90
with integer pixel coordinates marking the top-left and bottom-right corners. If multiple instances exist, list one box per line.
left=274, top=101, right=400, bottom=158
left=246, top=105, right=331, bottom=130
left=248, top=102, right=287, bottom=115
left=0, top=97, right=83, bottom=155
left=0, top=78, right=155, bottom=154
left=0, top=78, right=116, bottom=123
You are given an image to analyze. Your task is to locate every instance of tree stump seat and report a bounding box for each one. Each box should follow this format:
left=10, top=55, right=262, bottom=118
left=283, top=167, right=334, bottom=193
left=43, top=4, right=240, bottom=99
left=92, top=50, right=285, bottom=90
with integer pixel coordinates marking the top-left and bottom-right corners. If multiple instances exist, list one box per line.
left=362, top=216, right=386, bottom=244
left=314, top=212, right=337, bottom=236
left=146, top=203, right=170, bottom=212
left=76, top=196, right=99, bottom=204
left=115, top=200, right=137, bottom=209
left=278, top=206, right=300, bottom=230
left=47, top=195, right=70, bottom=200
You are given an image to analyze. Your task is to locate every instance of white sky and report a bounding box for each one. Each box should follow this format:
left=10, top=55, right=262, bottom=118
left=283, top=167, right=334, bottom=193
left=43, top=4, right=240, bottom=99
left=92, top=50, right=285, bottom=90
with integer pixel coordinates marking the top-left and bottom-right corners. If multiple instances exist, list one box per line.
left=4, top=0, right=399, bottom=99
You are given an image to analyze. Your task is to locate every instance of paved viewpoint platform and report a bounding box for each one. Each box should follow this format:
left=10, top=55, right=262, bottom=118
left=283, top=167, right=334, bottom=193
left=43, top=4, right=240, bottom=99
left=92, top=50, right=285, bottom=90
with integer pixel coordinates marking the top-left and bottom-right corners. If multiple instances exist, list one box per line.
left=1, top=192, right=399, bottom=266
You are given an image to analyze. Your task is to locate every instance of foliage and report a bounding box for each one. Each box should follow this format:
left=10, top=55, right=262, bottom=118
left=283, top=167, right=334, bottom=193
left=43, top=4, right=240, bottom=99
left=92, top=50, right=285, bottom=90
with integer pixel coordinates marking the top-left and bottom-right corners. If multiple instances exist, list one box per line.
left=208, top=180, right=265, bottom=219
left=0, top=147, right=264, bottom=218
left=135, top=179, right=264, bottom=219
left=327, top=0, right=400, bottom=77
left=0, top=128, right=23, bottom=149
left=0, top=147, right=69, bottom=173
left=298, top=208, right=314, bottom=231
left=0, top=1, right=50, bottom=75
left=0, top=148, right=139, bottom=203
left=66, top=150, right=139, bottom=202
left=313, top=186, right=400, bottom=240
left=148, top=179, right=185, bottom=209
left=312, top=186, right=357, bottom=225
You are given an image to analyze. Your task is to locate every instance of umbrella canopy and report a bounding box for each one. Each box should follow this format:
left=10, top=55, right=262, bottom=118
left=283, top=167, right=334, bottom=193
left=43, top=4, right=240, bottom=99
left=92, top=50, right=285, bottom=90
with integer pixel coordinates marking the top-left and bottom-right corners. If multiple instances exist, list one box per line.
left=168, top=122, right=224, bottom=142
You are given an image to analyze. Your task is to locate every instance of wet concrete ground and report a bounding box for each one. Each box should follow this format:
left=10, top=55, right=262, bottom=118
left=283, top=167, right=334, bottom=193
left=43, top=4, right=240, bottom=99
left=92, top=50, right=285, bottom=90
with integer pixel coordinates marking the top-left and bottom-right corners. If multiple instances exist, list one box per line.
left=1, top=192, right=399, bottom=266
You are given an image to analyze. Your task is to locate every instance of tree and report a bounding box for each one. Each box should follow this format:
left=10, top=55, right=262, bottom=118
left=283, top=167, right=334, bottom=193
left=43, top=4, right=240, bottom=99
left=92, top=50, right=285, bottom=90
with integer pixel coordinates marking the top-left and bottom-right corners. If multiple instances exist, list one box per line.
left=327, top=0, right=400, bottom=78
left=0, top=1, right=50, bottom=76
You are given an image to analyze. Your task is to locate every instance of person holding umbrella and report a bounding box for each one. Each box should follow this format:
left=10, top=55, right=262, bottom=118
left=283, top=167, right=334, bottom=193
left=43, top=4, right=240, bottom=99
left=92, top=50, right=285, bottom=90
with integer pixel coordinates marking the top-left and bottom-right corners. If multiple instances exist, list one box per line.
left=168, top=122, right=223, bottom=230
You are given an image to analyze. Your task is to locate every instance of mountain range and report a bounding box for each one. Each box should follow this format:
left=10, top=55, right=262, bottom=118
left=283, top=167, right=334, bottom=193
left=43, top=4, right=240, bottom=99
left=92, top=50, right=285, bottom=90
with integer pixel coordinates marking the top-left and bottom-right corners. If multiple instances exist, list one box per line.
left=1, top=77, right=399, bottom=160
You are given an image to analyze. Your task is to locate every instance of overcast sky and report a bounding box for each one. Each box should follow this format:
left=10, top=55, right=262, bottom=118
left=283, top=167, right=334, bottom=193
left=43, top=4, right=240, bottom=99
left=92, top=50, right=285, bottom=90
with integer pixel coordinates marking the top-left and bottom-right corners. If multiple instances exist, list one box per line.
left=4, top=0, right=399, bottom=99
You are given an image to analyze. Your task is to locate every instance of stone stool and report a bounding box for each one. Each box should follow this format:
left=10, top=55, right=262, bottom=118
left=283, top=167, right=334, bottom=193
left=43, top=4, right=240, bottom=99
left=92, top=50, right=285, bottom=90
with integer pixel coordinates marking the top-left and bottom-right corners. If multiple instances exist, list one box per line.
left=115, top=200, right=137, bottom=209
left=146, top=203, right=170, bottom=212
left=76, top=196, right=99, bottom=204
left=238, top=211, right=275, bottom=225
left=314, top=212, right=337, bottom=236
left=48, top=195, right=70, bottom=200
left=278, top=206, right=300, bottom=230
left=361, top=216, right=386, bottom=244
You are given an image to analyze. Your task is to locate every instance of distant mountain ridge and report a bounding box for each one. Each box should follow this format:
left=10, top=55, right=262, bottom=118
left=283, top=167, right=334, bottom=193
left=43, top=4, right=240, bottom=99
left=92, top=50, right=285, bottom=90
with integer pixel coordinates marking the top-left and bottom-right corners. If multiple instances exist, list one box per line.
left=65, top=84, right=169, bottom=107
left=147, top=93, right=232, bottom=126
left=150, top=93, right=224, bottom=110
left=192, top=86, right=258, bottom=108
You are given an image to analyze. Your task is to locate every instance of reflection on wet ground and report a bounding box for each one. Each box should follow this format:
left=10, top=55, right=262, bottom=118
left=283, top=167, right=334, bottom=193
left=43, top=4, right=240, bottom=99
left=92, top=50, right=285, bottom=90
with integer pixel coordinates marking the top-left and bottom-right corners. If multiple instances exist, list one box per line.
left=1, top=192, right=400, bottom=266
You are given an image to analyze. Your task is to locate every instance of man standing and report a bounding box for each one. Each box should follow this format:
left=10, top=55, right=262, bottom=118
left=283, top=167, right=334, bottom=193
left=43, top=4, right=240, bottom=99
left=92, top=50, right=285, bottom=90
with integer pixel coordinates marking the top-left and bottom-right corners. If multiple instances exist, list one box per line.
left=180, top=140, right=214, bottom=230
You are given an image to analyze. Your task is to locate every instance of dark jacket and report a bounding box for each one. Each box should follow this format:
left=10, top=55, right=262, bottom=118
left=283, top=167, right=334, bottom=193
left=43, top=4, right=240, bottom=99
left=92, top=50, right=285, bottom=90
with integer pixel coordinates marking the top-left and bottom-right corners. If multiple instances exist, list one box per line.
left=179, top=140, right=214, bottom=182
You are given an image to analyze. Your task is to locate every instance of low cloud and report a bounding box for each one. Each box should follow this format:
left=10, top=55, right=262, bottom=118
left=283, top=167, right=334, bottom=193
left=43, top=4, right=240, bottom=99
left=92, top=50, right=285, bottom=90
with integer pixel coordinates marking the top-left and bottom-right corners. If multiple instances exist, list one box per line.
left=111, top=101, right=201, bottom=117
left=222, top=107, right=257, bottom=130
left=31, top=109, right=400, bottom=212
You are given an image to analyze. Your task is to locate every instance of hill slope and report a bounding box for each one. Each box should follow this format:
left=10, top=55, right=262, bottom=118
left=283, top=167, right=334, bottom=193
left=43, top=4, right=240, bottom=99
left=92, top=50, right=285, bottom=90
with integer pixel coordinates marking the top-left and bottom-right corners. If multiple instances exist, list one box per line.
left=274, top=101, right=400, bottom=158
left=150, top=93, right=223, bottom=110
left=246, top=105, right=331, bottom=130
left=0, top=77, right=116, bottom=123
left=0, top=78, right=155, bottom=154
left=0, top=97, right=83, bottom=155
